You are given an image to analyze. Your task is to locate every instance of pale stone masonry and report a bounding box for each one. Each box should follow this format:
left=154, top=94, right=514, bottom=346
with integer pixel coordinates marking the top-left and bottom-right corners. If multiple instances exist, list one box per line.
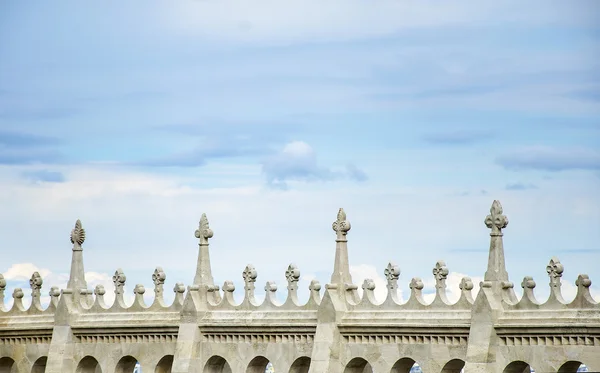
left=0, top=201, right=598, bottom=373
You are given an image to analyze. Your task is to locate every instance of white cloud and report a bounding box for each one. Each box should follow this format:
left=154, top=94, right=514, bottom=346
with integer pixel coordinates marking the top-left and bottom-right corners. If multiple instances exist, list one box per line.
left=161, top=0, right=599, bottom=45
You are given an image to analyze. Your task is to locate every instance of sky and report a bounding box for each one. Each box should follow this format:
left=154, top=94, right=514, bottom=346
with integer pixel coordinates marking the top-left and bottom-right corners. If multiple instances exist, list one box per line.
left=0, top=1, right=599, bottom=310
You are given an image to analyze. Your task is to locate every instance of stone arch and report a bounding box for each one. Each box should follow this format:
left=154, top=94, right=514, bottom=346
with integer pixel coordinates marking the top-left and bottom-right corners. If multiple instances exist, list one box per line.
left=76, top=356, right=102, bottom=373
left=203, top=356, right=232, bottom=373
left=441, top=359, right=465, bottom=373
left=246, top=356, right=271, bottom=373
left=344, top=357, right=373, bottom=373
left=289, top=357, right=311, bottom=373
left=391, top=358, right=421, bottom=373
left=0, top=357, right=17, bottom=373
left=31, top=357, right=48, bottom=373
left=503, top=361, right=533, bottom=373
left=155, top=355, right=174, bottom=373
left=115, top=355, right=139, bottom=373
left=558, top=361, right=587, bottom=372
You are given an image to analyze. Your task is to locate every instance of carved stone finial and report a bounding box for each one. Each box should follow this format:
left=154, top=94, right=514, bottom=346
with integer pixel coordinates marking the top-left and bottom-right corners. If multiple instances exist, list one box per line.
left=521, top=276, right=536, bottom=289
left=433, top=261, right=449, bottom=288
left=384, top=262, right=400, bottom=291
left=285, top=264, right=301, bottom=285
left=70, top=219, right=86, bottom=248
left=459, top=277, right=474, bottom=291
left=332, top=208, right=351, bottom=240
left=94, top=285, right=106, bottom=296
left=242, top=265, right=257, bottom=284
left=134, top=284, right=145, bottom=295
left=264, top=281, right=277, bottom=292
left=546, top=257, right=564, bottom=287
left=222, top=280, right=235, bottom=293
left=112, top=269, right=126, bottom=294
left=576, top=274, right=592, bottom=289
left=362, top=279, right=376, bottom=291
left=29, top=272, right=43, bottom=293
left=194, top=213, right=214, bottom=245
left=0, top=274, right=6, bottom=291
left=13, top=288, right=24, bottom=299
left=309, top=279, right=321, bottom=292
left=409, top=277, right=424, bottom=291
left=153, top=267, right=166, bottom=287
left=173, top=282, right=185, bottom=294
left=484, top=200, right=508, bottom=236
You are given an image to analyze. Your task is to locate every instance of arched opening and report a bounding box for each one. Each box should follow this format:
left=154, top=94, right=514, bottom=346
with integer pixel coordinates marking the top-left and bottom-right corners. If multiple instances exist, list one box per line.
left=76, top=356, right=102, bottom=373
left=32, top=357, right=48, bottom=373
left=246, top=357, right=271, bottom=373
left=116, top=356, right=139, bottom=373
left=503, top=361, right=534, bottom=373
left=289, top=357, right=311, bottom=373
left=0, top=357, right=17, bottom=373
left=559, top=361, right=588, bottom=372
left=204, top=356, right=232, bottom=373
left=441, top=359, right=465, bottom=373
left=344, top=357, right=373, bottom=373
left=155, top=355, right=174, bottom=373
left=391, top=358, right=421, bottom=373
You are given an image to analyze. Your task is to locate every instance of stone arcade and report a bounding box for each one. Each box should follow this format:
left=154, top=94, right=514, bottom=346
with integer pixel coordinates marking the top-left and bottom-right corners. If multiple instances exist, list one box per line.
left=0, top=200, right=598, bottom=373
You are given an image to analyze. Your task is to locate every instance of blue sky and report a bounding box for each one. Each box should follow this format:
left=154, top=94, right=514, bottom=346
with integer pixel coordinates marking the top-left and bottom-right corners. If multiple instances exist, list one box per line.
left=0, top=1, right=599, bottom=307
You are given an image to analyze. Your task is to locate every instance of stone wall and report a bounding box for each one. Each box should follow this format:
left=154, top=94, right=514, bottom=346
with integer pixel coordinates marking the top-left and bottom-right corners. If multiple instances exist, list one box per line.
left=0, top=201, right=598, bottom=373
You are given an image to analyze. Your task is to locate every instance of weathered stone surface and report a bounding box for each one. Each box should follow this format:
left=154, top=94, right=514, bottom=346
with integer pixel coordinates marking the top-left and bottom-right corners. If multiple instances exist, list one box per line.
left=0, top=202, right=598, bottom=373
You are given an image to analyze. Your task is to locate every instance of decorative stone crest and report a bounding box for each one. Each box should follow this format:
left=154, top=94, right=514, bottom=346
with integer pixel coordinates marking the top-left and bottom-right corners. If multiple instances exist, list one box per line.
left=409, top=277, right=424, bottom=290
left=265, top=281, right=277, bottom=292
left=70, top=219, right=86, bottom=249
left=521, top=276, right=536, bottom=289
left=94, top=285, right=106, bottom=296
left=194, top=213, right=214, bottom=245
left=113, top=268, right=126, bottom=294
left=576, top=274, right=592, bottom=289
left=459, top=277, right=474, bottom=291
left=134, top=284, right=145, bottom=295
left=484, top=200, right=508, bottom=236
left=546, top=257, right=564, bottom=287
left=285, top=263, right=300, bottom=285
left=243, top=265, right=257, bottom=285
left=29, top=272, right=43, bottom=297
left=173, top=282, right=185, bottom=294
left=384, top=262, right=400, bottom=290
left=433, top=261, right=449, bottom=289
left=222, top=280, right=235, bottom=293
left=13, top=288, right=24, bottom=299
left=362, top=279, right=376, bottom=291
left=153, top=267, right=166, bottom=297
left=332, top=208, right=351, bottom=241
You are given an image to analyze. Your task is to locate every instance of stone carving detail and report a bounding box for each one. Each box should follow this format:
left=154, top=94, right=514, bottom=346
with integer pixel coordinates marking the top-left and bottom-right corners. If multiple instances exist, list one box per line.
left=29, top=272, right=43, bottom=293
left=362, top=279, right=376, bottom=291
left=484, top=200, right=508, bottom=236
left=134, top=284, right=145, bottom=295
left=309, top=279, right=321, bottom=292
left=521, top=276, right=536, bottom=289
left=173, top=282, right=185, bottom=294
left=459, top=277, right=474, bottom=291
left=153, top=267, right=166, bottom=297
left=410, top=277, right=424, bottom=291
left=384, top=262, right=400, bottom=289
left=433, top=261, right=449, bottom=289
left=113, top=269, right=126, bottom=295
left=285, top=264, right=300, bottom=286
left=222, top=280, right=235, bottom=293
left=332, top=208, right=351, bottom=240
left=70, top=219, right=86, bottom=247
left=265, top=281, right=277, bottom=292
left=546, top=257, right=564, bottom=286
left=576, top=274, right=592, bottom=289
left=194, top=213, right=214, bottom=245
left=13, top=288, right=24, bottom=299
left=94, top=285, right=106, bottom=296
left=243, top=265, right=257, bottom=284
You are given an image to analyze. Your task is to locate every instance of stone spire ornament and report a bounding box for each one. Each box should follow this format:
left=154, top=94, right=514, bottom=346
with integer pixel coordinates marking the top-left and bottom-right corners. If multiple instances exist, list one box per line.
left=193, top=213, right=215, bottom=287
left=483, top=200, right=509, bottom=284
left=330, top=208, right=354, bottom=286
left=67, top=219, right=88, bottom=291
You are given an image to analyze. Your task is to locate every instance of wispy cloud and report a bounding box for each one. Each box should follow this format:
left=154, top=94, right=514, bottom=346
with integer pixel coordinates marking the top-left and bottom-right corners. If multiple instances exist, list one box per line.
left=505, top=182, right=538, bottom=191
left=21, top=170, right=66, bottom=183
left=496, top=146, right=600, bottom=172
left=261, top=141, right=367, bottom=189
left=421, top=130, right=492, bottom=146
